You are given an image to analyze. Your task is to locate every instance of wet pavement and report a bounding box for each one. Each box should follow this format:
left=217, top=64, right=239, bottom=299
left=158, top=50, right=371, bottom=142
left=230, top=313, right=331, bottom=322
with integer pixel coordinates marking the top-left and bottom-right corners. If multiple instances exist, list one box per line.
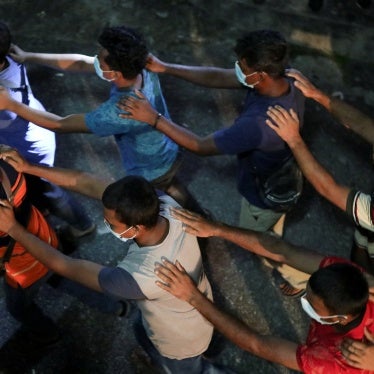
left=0, top=1, right=373, bottom=373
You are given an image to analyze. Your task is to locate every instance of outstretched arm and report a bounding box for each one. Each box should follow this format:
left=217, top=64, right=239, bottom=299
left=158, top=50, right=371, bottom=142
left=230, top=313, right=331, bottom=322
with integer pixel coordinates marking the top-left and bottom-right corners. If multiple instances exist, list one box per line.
left=266, top=106, right=350, bottom=212
left=0, top=199, right=103, bottom=291
left=154, top=259, right=300, bottom=371
left=287, top=69, right=374, bottom=144
left=0, top=86, right=89, bottom=133
left=0, top=146, right=111, bottom=199
left=118, top=90, right=219, bottom=155
left=10, top=44, right=95, bottom=73
left=146, top=53, right=240, bottom=88
left=171, top=208, right=323, bottom=274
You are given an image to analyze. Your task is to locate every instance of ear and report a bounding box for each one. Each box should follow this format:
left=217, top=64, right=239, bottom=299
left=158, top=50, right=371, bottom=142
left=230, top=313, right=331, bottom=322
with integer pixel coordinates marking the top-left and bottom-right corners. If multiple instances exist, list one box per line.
left=338, top=315, right=352, bottom=325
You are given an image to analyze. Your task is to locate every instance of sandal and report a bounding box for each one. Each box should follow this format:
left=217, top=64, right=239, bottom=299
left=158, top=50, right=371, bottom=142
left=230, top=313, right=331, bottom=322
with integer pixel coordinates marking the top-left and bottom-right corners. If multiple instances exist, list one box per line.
left=271, top=268, right=305, bottom=298
left=278, top=281, right=306, bottom=298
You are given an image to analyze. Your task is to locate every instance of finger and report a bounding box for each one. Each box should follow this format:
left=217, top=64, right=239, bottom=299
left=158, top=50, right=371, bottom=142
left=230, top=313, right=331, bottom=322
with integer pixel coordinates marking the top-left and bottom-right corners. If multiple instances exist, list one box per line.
left=175, top=260, right=186, bottom=273
left=265, top=119, right=279, bottom=131
left=155, top=280, right=170, bottom=290
left=289, top=108, right=299, bottom=121
left=0, top=199, right=12, bottom=209
left=134, top=89, right=146, bottom=99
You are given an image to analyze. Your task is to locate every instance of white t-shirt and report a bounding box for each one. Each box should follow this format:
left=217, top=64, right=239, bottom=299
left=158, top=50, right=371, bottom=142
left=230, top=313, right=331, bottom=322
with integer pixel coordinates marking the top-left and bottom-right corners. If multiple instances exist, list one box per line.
left=117, top=195, right=213, bottom=359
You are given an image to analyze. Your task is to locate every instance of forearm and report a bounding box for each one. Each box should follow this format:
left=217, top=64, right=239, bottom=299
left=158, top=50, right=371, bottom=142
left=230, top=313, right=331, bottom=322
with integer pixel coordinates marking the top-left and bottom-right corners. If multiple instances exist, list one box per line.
left=24, top=163, right=110, bottom=199
left=8, top=223, right=102, bottom=291
left=190, top=291, right=300, bottom=370
left=7, top=100, right=87, bottom=133
left=213, top=223, right=321, bottom=274
left=330, top=98, right=374, bottom=145
left=156, top=116, right=218, bottom=155
left=288, top=138, right=349, bottom=211
left=23, top=52, right=94, bottom=72
left=162, top=63, right=239, bottom=88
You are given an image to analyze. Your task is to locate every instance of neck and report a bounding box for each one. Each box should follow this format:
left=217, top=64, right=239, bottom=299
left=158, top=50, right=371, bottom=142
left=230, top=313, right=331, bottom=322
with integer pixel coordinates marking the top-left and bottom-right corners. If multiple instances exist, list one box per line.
left=256, top=76, right=289, bottom=97
left=116, top=73, right=142, bottom=90
left=135, top=216, right=169, bottom=247
left=0, top=58, right=8, bottom=72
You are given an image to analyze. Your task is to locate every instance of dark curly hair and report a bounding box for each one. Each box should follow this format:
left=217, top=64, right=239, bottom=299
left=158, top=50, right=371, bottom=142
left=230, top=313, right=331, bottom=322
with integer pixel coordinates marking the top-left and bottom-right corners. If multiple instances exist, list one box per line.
left=0, top=21, right=11, bottom=64
left=98, top=26, right=148, bottom=80
left=234, top=30, right=288, bottom=78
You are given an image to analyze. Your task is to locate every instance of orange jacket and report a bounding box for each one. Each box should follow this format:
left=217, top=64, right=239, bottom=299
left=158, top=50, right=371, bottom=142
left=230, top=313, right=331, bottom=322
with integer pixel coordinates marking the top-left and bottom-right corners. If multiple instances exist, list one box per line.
left=0, top=170, right=58, bottom=288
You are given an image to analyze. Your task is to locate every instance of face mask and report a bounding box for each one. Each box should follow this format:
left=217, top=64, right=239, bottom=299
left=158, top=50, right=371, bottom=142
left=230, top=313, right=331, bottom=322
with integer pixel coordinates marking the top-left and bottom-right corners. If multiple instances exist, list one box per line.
left=300, top=295, right=348, bottom=325
left=104, top=219, right=136, bottom=242
left=94, top=55, right=115, bottom=82
left=235, top=61, right=260, bottom=89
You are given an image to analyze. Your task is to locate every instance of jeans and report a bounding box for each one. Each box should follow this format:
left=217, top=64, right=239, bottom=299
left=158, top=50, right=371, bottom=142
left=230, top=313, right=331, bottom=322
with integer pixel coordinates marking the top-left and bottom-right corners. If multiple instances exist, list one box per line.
left=4, top=274, right=59, bottom=339
left=133, top=313, right=228, bottom=374
left=25, top=175, right=92, bottom=231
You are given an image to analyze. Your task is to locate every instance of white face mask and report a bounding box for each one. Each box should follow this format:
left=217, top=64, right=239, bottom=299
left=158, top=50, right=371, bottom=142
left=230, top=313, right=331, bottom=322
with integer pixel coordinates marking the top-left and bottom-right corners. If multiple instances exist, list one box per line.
left=104, top=219, right=136, bottom=242
left=94, top=55, right=115, bottom=82
left=235, top=61, right=260, bottom=89
left=300, top=295, right=348, bottom=325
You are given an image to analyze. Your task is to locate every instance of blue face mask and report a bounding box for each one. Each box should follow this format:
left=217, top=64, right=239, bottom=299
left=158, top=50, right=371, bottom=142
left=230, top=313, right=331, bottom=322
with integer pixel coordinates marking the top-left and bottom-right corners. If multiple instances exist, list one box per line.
left=94, top=55, right=115, bottom=82
left=235, top=61, right=260, bottom=89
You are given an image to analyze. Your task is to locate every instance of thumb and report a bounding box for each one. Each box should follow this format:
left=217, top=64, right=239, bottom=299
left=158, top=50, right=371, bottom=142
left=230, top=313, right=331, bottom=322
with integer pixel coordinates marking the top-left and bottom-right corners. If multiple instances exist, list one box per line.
left=364, top=327, right=374, bottom=343
left=134, top=89, right=146, bottom=100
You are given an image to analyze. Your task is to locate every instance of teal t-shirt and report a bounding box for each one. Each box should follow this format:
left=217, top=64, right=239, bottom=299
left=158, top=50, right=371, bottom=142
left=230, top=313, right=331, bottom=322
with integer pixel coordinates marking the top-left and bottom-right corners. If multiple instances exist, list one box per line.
left=85, top=70, right=178, bottom=181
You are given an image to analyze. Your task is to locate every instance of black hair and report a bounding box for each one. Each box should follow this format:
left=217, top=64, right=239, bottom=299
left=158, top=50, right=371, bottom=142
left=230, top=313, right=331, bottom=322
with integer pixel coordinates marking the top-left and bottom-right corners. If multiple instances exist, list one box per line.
left=101, top=175, right=160, bottom=228
left=0, top=21, right=11, bottom=64
left=234, top=30, right=288, bottom=78
left=98, top=26, right=148, bottom=79
left=309, top=263, right=369, bottom=316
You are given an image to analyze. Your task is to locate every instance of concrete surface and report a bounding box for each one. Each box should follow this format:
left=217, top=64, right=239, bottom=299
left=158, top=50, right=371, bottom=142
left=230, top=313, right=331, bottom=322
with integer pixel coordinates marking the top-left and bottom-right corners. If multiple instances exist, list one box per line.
left=0, top=0, right=373, bottom=373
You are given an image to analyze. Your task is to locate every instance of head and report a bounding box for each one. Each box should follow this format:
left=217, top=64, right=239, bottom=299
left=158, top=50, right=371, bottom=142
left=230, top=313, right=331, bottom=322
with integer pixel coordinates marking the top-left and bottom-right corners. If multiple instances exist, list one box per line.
left=101, top=176, right=160, bottom=241
left=97, top=25, right=148, bottom=80
left=302, top=263, right=369, bottom=325
left=234, top=30, right=288, bottom=80
left=0, top=21, right=11, bottom=65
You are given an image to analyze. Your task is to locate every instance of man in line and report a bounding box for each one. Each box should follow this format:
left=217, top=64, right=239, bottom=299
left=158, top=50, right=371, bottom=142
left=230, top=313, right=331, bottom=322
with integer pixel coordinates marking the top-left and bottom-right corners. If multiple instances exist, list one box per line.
left=0, top=21, right=93, bottom=238
left=3, top=25, right=188, bottom=204
left=265, top=69, right=373, bottom=275
left=0, top=147, right=224, bottom=374
left=120, top=29, right=306, bottom=296
left=154, top=207, right=374, bottom=373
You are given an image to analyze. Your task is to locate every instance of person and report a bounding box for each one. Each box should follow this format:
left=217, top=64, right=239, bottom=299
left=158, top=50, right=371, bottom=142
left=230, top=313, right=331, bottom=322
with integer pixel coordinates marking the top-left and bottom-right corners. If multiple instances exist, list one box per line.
left=119, top=29, right=306, bottom=297
left=120, top=29, right=305, bottom=234
left=5, top=25, right=189, bottom=205
left=0, top=153, right=60, bottom=353
left=265, top=69, right=374, bottom=275
left=0, top=147, right=224, bottom=374
left=153, top=207, right=374, bottom=373
left=0, top=21, right=94, bottom=238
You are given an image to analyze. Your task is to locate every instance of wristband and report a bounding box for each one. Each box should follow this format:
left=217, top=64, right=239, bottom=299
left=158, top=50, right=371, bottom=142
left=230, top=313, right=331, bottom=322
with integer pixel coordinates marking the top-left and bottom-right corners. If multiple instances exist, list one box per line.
left=153, top=113, right=162, bottom=129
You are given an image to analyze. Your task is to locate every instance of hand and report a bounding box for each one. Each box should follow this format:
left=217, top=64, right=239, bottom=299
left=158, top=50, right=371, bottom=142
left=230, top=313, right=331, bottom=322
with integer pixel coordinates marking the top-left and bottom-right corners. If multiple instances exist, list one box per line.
left=154, top=258, right=199, bottom=303
left=341, top=328, right=374, bottom=370
left=0, top=145, right=31, bottom=173
left=170, top=207, right=217, bottom=237
left=266, top=106, right=303, bottom=146
left=117, top=89, right=158, bottom=125
left=145, top=53, right=167, bottom=73
left=9, top=44, right=28, bottom=63
left=286, top=69, right=324, bottom=100
left=0, top=199, right=17, bottom=234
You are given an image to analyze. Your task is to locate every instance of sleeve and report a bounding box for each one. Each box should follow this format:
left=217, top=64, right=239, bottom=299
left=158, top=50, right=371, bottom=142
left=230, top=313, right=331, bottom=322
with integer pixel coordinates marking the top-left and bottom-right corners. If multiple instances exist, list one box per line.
left=346, top=189, right=374, bottom=231
left=213, top=114, right=263, bottom=155
left=98, top=266, right=146, bottom=300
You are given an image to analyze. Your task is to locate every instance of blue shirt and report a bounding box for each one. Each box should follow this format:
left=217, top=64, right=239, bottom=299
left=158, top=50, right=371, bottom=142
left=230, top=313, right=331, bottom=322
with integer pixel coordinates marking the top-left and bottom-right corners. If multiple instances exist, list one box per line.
left=85, top=70, right=178, bottom=181
left=214, top=79, right=305, bottom=208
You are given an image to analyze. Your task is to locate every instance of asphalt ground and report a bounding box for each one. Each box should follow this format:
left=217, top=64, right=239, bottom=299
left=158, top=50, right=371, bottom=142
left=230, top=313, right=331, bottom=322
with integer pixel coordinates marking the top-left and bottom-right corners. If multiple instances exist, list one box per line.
left=0, top=1, right=373, bottom=373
